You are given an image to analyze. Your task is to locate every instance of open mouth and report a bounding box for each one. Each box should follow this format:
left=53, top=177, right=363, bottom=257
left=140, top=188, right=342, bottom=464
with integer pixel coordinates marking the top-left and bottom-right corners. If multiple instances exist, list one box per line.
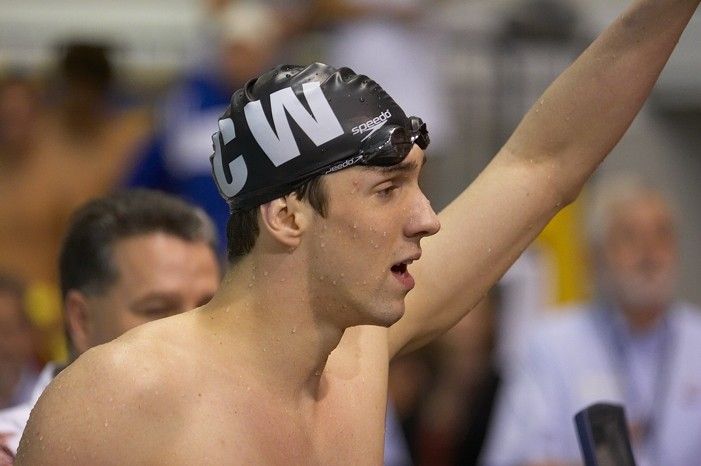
left=391, top=262, right=408, bottom=274
left=390, top=259, right=416, bottom=290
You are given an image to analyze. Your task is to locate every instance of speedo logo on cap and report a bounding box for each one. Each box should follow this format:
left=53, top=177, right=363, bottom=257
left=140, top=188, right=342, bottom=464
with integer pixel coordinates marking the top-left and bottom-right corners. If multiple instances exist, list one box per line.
left=352, top=109, right=392, bottom=141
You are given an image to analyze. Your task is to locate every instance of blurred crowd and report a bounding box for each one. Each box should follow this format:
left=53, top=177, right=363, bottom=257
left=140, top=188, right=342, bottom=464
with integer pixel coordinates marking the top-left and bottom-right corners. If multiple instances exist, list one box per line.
left=1, top=1, right=700, bottom=465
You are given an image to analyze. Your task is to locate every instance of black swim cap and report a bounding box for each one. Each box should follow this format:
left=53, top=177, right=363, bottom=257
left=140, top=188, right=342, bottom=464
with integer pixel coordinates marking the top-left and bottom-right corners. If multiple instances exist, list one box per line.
left=210, top=63, right=429, bottom=211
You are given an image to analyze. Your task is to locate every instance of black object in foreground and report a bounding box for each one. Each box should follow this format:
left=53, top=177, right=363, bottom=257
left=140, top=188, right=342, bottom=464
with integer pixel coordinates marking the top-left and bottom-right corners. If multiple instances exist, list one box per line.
left=574, top=402, right=637, bottom=466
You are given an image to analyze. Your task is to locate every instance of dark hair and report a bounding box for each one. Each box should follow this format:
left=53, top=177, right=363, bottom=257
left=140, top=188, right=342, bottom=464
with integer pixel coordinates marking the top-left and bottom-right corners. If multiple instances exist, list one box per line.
left=59, top=42, right=113, bottom=92
left=226, top=176, right=327, bottom=263
left=59, top=189, right=219, bottom=298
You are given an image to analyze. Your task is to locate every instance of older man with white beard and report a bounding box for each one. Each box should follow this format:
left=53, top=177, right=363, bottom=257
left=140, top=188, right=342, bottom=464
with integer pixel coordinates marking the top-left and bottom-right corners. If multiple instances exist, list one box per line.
left=482, top=175, right=701, bottom=466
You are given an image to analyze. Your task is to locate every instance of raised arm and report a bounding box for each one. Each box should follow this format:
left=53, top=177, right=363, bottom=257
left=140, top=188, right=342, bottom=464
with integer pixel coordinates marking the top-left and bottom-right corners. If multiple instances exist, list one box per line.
left=389, top=0, right=700, bottom=357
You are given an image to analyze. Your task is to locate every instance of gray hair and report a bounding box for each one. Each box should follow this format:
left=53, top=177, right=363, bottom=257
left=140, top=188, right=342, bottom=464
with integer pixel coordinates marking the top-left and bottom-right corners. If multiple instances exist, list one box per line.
left=584, top=173, right=677, bottom=249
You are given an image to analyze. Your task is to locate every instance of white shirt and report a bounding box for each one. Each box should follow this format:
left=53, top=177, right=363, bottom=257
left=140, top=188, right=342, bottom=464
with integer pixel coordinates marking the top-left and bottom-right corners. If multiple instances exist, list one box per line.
left=0, top=363, right=57, bottom=454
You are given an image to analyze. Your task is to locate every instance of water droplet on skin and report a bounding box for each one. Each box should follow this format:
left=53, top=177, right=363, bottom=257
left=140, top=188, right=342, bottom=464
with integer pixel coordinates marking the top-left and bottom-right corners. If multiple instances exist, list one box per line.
left=248, top=283, right=254, bottom=288
left=320, top=242, right=326, bottom=248
left=353, top=223, right=358, bottom=229
left=263, top=271, right=269, bottom=277
left=332, top=280, right=337, bottom=285
left=291, top=328, right=296, bottom=334
left=104, top=421, right=109, bottom=428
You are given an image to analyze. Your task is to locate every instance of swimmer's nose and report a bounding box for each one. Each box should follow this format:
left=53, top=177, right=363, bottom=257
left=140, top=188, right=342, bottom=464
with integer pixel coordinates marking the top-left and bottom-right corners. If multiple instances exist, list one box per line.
left=406, top=190, right=440, bottom=239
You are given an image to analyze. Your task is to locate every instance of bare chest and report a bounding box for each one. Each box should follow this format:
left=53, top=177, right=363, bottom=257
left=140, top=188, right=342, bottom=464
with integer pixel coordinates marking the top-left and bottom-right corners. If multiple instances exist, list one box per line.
left=171, top=375, right=388, bottom=465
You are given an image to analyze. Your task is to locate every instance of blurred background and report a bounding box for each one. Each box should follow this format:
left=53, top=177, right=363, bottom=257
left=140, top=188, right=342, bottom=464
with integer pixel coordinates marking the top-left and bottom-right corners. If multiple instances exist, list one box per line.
left=1, top=0, right=700, bottom=464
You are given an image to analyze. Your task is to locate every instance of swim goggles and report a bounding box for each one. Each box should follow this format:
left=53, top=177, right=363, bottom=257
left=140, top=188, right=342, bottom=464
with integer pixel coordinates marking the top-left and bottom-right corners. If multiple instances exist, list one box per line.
left=323, top=116, right=429, bottom=174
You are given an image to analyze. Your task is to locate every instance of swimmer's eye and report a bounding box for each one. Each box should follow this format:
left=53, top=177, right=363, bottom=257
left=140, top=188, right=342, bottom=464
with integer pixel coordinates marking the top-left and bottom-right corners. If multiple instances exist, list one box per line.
left=377, top=184, right=399, bottom=199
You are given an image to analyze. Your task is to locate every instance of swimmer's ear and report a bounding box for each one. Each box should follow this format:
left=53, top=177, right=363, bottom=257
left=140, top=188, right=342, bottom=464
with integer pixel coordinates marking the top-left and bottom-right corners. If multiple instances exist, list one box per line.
left=64, top=290, right=92, bottom=357
left=259, top=195, right=310, bottom=248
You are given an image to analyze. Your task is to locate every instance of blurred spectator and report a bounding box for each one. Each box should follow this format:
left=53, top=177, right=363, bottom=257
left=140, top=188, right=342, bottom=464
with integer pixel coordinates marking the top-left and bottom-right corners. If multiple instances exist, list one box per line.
left=0, top=75, right=37, bottom=164
left=0, top=189, right=221, bottom=457
left=0, top=73, right=64, bottom=289
left=45, top=42, right=153, bottom=203
left=125, top=2, right=283, bottom=251
left=0, top=71, right=71, bottom=364
left=0, top=42, right=152, bottom=363
left=482, top=175, right=701, bottom=466
left=0, top=273, right=39, bottom=410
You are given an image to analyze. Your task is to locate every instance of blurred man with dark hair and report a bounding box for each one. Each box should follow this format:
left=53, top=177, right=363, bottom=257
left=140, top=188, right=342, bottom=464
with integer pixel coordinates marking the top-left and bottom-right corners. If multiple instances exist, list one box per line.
left=0, top=189, right=221, bottom=457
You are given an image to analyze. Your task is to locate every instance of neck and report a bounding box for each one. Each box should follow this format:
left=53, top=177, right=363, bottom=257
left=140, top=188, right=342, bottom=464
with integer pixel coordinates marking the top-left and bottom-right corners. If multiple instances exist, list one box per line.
left=201, top=252, right=345, bottom=402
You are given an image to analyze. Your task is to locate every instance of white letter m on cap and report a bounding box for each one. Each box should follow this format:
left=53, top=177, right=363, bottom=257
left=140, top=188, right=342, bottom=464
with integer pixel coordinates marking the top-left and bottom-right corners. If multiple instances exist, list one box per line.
left=244, top=82, right=344, bottom=166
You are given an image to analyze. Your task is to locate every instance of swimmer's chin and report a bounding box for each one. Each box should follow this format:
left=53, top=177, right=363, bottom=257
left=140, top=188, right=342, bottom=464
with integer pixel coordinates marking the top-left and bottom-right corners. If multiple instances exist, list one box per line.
left=370, top=301, right=407, bottom=328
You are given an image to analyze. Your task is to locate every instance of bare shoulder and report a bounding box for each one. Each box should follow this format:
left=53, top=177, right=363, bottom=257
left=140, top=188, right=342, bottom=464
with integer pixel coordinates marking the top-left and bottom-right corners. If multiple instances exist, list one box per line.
left=16, top=325, right=185, bottom=465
